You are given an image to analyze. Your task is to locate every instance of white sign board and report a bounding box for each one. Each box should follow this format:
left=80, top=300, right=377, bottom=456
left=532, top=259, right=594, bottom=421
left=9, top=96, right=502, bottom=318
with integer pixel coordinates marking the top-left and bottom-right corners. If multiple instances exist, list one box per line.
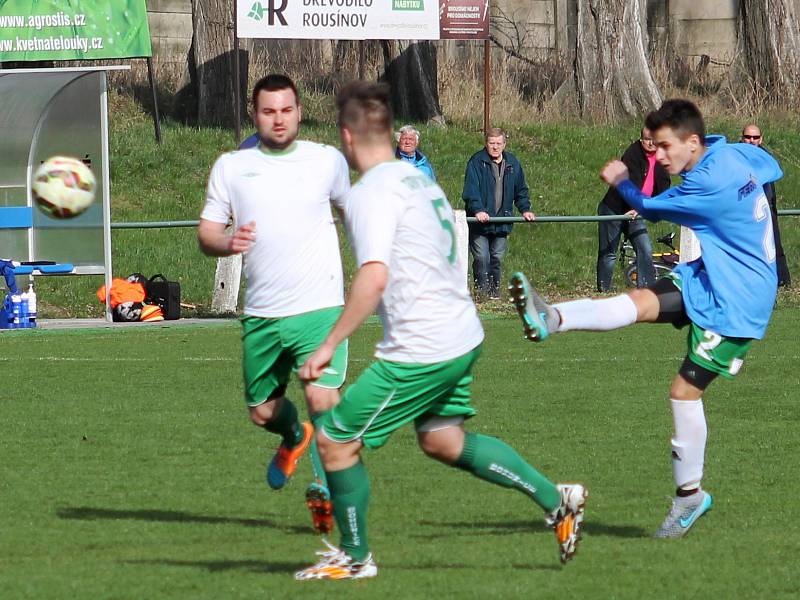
left=237, top=0, right=440, bottom=40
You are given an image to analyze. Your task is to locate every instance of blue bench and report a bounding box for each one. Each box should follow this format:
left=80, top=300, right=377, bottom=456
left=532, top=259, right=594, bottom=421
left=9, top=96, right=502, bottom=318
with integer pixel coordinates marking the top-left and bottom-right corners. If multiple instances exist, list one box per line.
left=1, top=207, right=75, bottom=275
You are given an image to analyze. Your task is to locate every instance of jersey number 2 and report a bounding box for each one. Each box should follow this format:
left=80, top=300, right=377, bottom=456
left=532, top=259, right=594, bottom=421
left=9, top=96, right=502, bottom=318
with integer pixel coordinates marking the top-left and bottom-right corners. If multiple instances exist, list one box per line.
left=695, top=330, right=722, bottom=361
left=431, top=198, right=457, bottom=264
left=754, top=193, right=776, bottom=262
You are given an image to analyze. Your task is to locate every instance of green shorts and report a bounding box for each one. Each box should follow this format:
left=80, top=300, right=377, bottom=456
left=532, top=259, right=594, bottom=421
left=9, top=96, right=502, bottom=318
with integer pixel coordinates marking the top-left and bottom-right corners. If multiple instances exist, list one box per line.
left=686, top=323, right=752, bottom=379
left=319, top=345, right=482, bottom=450
left=661, top=272, right=754, bottom=379
left=241, top=306, right=348, bottom=407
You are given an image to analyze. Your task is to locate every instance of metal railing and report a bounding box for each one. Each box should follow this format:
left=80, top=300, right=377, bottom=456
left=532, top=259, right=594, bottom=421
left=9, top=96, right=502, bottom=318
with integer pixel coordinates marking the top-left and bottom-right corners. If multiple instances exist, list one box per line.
left=462, top=209, right=800, bottom=224
left=111, top=220, right=199, bottom=229
left=110, top=209, right=800, bottom=229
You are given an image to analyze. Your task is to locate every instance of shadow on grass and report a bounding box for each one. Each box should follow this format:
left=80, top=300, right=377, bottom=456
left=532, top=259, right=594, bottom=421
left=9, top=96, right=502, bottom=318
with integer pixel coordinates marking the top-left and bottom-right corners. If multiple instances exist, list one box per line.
left=125, top=557, right=562, bottom=574
left=392, top=560, right=562, bottom=572
left=124, top=558, right=302, bottom=575
left=416, top=519, right=648, bottom=539
left=414, top=519, right=540, bottom=537
left=582, top=522, right=649, bottom=538
left=57, top=506, right=310, bottom=534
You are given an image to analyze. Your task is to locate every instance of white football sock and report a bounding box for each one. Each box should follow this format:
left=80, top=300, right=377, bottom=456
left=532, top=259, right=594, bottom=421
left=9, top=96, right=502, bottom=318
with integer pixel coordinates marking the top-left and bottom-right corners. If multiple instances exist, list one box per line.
left=670, top=398, right=707, bottom=490
left=553, top=294, right=637, bottom=332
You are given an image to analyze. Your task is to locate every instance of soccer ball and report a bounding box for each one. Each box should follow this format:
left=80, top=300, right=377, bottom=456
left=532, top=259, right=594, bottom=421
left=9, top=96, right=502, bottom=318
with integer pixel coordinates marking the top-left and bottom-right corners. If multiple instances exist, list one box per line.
left=31, top=156, right=96, bottom=219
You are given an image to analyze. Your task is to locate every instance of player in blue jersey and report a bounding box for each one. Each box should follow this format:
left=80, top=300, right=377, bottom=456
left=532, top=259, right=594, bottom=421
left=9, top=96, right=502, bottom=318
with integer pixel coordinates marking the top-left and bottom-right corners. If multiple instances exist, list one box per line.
left=509, top=99, right=782, bottom=538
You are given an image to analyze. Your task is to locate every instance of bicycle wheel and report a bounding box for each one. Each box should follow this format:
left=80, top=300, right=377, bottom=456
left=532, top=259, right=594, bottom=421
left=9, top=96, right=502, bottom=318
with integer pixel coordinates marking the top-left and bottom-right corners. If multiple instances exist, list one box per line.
left=624, top=263, right=638, bottom=287
left=626, top=262, right=674, bottom=287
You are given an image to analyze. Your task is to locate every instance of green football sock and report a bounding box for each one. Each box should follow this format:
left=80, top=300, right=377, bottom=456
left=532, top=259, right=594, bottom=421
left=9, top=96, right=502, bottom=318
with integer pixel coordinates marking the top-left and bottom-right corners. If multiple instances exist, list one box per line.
left=262, top=398, right=303, bottom=448
left=327, top=461, right=370, bottom=561
left=308, top=413, right=328, bottom=488
left=454, top=432, right=560, bottom=513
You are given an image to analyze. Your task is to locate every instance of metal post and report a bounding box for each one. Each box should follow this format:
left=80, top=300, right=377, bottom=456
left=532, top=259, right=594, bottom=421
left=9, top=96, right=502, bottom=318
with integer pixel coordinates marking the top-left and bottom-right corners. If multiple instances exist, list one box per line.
left=483, top=39, right=490, bottom=134
left=233, top=1, right=242, bottom=146
left=146, top=57, right=162, bottom=144
left=99, top=71, right=114, bottom=322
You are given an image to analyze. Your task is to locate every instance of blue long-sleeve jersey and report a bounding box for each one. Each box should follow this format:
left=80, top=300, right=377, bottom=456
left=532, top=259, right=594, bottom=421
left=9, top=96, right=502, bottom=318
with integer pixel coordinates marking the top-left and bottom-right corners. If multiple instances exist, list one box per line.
left=617, top=135, right=782, bottom=339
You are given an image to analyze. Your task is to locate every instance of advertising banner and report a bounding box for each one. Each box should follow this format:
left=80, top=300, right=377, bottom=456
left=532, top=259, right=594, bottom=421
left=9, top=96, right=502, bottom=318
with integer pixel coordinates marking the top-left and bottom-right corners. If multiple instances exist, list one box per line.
left=0, top=1, right=152, bottom=62
left=238, top=0, right=442, bottom=40
left=439, top=0, right=489, bottom=40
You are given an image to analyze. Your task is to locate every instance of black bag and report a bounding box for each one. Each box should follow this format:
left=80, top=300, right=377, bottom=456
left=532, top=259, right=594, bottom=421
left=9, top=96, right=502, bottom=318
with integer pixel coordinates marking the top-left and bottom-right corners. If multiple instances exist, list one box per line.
left=146, top=274, right=181, bottom=320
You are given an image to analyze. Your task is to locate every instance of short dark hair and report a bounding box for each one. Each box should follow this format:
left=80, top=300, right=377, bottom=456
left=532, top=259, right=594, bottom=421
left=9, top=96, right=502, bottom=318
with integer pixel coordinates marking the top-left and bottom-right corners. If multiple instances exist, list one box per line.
left=251, top=74, right=299, bottom=109
left=645, top=99, right=705, bottom=141
left=336, top=81, right=393, bottom=139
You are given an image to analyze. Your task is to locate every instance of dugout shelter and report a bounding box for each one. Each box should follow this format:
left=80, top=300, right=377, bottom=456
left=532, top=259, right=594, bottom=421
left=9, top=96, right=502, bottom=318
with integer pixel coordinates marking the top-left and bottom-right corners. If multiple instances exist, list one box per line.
left=0, top=66, right=120, bottom=319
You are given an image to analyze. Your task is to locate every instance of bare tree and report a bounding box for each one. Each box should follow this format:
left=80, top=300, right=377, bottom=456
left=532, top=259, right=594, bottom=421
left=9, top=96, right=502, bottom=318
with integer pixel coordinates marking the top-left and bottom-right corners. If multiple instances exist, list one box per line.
left=736, top=0, right=800, bottom=104
left=488, top=5, right=568, bottom=107
left=491, top=4, right=533, bottom=54
left=554, top=0, right=661, bottom=121
left=381, top=41, right=444, bottom=124
left=191, top=0, right=247, bottom=126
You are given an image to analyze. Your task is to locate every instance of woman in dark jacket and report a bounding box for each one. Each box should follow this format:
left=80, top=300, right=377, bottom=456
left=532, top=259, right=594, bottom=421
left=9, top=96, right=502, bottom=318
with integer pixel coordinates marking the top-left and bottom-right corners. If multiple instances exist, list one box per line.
left=597, top=128, right=671, bottom=291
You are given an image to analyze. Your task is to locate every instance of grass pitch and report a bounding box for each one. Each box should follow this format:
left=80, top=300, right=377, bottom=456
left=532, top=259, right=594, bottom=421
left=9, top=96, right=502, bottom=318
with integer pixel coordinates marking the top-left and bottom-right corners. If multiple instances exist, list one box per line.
left=2, top=312, right=798, bottom=599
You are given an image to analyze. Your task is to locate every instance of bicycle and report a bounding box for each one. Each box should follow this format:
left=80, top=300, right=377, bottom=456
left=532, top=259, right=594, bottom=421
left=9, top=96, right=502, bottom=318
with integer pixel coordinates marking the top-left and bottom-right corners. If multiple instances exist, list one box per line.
left=620, top=231, right=681, bottom=287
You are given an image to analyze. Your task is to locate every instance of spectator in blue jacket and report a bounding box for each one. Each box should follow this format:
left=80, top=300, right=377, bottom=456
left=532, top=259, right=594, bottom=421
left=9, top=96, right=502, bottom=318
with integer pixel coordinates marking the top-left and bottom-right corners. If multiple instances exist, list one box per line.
left=395, top=125, right=436, bottom=181
left=462, top=127, right=534, bottom=298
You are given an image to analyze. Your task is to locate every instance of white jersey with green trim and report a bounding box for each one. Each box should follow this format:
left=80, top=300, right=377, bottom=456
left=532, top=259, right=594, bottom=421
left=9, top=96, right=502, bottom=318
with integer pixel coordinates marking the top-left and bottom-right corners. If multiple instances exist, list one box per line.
left=201, top=141, right=350, bottom=318
left=346, top=160, right=484, bottom=363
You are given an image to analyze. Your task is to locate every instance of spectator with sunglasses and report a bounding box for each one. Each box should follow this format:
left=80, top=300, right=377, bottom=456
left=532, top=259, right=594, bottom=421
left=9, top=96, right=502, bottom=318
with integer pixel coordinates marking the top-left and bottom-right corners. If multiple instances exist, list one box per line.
left=741, top=124, right=791, bottom=287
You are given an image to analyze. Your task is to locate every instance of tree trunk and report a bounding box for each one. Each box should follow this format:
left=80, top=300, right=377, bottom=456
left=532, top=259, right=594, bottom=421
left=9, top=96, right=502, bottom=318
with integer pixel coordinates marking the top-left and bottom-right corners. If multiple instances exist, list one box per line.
left=191, top=0, right=248, bottom=127
left=380, top=41, right=444, bottom=124
left=334, top=41, right=358, bottom=76
left=737, top=0, right=800, bottom=104
left=564, top=0, right=661, bottom=121
left=646, top=0, right=670, bottom=74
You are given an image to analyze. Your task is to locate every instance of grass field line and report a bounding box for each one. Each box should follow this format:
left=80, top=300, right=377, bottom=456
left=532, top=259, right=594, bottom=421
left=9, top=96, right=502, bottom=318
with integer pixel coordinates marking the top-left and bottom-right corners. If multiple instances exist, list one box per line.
left=1, top=356, right=236, bottom=362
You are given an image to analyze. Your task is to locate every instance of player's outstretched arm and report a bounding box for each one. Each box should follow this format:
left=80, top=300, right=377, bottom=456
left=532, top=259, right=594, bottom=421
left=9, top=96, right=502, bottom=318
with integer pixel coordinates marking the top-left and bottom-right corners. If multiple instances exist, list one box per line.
left=299, top=261, right=388, bottom=382
left=197, top=219, right=256, bottom=257
left=601, top=159, right=656, bottom=218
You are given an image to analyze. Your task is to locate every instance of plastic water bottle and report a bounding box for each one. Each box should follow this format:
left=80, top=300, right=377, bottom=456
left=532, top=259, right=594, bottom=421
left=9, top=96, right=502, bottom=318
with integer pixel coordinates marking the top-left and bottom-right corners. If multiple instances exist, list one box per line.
left=19, top=295, right=29, bottom=328
left=25, top=284, right=37, bottom=328
left=10, top=293, right=22, bottom=329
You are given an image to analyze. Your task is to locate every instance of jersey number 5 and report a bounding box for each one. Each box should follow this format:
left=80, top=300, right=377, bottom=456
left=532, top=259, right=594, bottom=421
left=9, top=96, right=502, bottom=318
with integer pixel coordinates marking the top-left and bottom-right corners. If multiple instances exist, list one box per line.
left=430, top=198, right=457, bottom=264
left=754, top=193, right=776, bottom=263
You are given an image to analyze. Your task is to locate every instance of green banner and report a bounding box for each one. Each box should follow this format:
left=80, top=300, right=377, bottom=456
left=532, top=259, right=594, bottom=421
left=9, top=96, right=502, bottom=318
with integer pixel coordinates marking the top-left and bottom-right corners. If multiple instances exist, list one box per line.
left=0, top=1, right=152, bottom=62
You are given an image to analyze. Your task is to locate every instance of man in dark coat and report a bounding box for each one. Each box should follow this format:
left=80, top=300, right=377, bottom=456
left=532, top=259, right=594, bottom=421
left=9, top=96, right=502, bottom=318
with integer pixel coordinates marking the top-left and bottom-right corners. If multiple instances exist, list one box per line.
left=462, top=127, right=534, bottom=299
left=597, top=128, right=671, bottom=291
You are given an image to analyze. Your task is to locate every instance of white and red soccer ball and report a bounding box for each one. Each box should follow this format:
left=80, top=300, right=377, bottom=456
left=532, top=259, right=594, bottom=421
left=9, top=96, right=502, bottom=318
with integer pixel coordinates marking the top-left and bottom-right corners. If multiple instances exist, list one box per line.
left=31, top=156, right=97, bottom=219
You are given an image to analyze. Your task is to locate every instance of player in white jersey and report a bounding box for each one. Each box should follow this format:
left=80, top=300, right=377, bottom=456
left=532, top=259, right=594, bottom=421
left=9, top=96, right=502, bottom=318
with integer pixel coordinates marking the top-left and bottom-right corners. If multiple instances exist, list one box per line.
left=293, top=81, right=587, bottom=581
left=197, top=75, right=350, bottom=535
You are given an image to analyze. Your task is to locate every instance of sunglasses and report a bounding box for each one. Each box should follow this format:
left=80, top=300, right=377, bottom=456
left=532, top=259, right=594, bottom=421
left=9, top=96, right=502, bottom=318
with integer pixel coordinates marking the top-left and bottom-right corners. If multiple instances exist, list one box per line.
left=742, top=135, right=762, bottom=140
